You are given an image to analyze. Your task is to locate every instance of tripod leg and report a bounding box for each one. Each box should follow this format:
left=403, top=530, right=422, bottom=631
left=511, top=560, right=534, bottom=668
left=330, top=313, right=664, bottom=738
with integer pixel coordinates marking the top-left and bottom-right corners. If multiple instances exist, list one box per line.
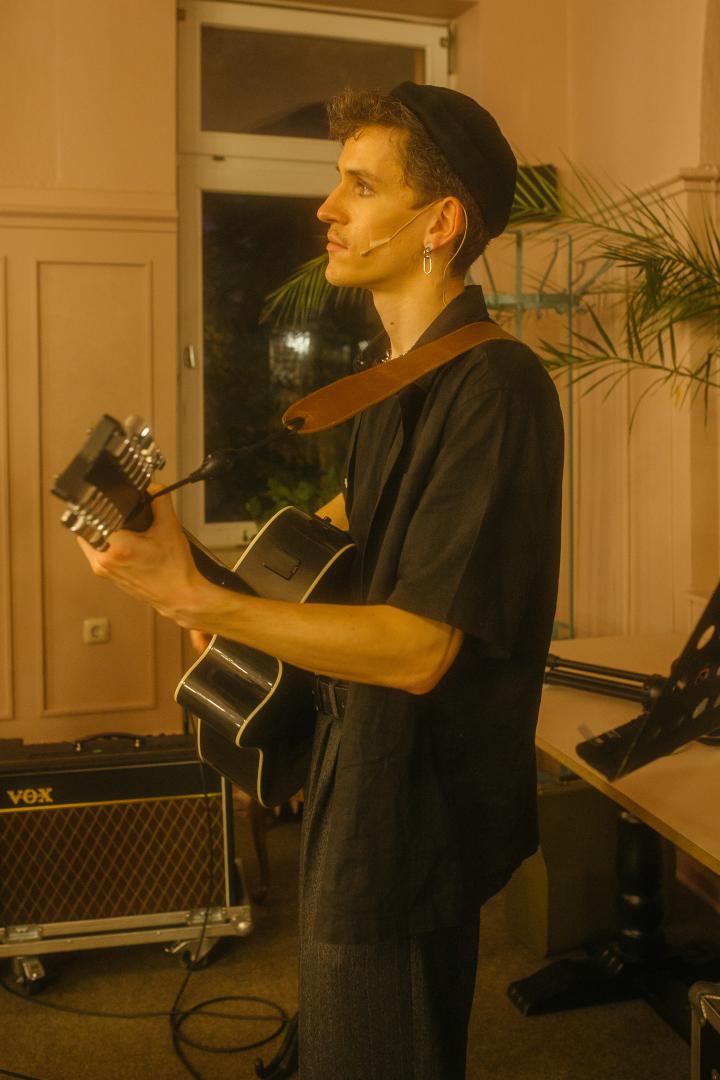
left=507, top=810, right=664, bottom=1015
left=615, top=810, right=665, bottom=962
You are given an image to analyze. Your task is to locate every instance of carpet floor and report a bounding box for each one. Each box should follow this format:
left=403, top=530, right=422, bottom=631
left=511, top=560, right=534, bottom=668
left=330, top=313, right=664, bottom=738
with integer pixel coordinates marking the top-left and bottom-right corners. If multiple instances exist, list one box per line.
left=0, top=812, right=696, bottom=1080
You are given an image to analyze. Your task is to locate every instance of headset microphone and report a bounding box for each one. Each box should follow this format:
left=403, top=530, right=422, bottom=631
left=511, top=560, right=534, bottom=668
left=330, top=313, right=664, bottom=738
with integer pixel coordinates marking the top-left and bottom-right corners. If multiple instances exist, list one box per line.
left=358, top=200, right=442, bottom=257
left=359, top=235, right=394, bottom=256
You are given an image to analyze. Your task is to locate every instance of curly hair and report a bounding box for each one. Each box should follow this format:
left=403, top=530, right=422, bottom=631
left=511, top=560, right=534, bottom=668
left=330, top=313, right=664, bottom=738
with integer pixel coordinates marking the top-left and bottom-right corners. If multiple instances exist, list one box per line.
left=327, top=88, right=490, bottom=274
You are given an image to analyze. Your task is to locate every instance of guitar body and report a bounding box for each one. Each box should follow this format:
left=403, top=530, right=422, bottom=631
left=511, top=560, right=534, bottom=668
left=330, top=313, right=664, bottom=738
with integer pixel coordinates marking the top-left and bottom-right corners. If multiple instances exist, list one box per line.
left=51, top=415, right=355, bottom=809
left=176, top=505, right=355, bottom=806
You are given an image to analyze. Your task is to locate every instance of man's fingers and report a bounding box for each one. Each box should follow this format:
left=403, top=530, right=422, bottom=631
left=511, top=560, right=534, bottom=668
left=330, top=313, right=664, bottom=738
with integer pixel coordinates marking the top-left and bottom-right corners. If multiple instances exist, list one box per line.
left=189, top=629, right=212, bottom=653
left=143, top=490, right=177, bottom=527
left=76, top=536, right=106, bottom=575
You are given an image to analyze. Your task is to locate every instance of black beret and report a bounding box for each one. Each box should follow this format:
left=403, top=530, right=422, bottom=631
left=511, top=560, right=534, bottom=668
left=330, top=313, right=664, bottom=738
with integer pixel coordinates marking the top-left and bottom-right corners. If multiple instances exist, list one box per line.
left=390, top=82, right=517, bottom=239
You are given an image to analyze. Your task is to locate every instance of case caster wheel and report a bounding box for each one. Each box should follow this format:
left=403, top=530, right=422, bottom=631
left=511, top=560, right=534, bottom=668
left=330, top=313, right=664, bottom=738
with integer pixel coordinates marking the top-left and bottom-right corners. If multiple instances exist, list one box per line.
left=12, top=956, right=48, bottom=995
left=165, top=937, right=222, bottom=970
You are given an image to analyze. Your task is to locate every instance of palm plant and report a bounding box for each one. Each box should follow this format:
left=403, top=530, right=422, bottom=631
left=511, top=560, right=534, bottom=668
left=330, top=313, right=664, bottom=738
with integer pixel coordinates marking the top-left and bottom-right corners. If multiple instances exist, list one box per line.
left=260, top=166, right=560, bottom=327
left=517, top=163, right=720, bottom=407
left=261, top=163, right=720, bottom=407
left=260, top=254, right=366, bottom=327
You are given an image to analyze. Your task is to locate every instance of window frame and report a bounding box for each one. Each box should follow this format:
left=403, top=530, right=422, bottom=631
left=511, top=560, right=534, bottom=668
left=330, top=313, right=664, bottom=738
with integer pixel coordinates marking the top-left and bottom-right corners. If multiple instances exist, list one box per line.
left=178, top=0, right=449, bottom=548
left=178, top=156, right=346, bottom=547
left=179, top=0, right=449, bottom=163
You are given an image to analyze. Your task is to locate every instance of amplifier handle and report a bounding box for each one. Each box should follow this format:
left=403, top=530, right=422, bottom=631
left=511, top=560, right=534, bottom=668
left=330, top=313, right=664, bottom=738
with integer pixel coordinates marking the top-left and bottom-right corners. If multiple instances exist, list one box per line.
left=73, top=732, right=146, bottom=752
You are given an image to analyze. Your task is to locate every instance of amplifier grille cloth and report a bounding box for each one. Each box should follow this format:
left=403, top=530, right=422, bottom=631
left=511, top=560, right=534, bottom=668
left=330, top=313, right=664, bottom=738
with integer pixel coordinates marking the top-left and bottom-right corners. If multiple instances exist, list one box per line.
left=0, top=797, right=226, bottom=925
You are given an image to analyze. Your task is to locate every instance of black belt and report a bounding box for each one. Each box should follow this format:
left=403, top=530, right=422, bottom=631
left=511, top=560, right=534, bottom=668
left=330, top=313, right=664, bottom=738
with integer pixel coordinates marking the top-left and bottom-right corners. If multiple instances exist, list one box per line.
left=312, top=676, right=349, bottom=720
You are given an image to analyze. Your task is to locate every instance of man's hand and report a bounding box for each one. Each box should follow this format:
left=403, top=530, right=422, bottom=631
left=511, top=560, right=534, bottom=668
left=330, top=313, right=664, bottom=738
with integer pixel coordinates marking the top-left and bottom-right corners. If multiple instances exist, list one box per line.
left=189, top=629, right=212, bottom=652
left=76, top=488, right=462, bottom=694
left=77, top=490, right=206, bottom=625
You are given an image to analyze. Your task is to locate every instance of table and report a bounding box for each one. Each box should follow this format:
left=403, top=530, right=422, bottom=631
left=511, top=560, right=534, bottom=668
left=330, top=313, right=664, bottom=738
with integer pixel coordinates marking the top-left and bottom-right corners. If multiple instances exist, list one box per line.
left=508, top=633, right=720, bottom=1036
left=537, top=633, right=720, bottom=875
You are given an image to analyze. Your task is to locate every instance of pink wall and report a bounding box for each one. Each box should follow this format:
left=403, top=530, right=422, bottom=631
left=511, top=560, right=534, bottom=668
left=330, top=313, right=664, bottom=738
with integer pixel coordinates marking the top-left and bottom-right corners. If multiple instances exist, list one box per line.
left=455, top=0, right=718, bottom=644
left=454, top=0, right=569, bottom=163
left=566, top=0, right=704, bottom=185
left=455, top=0, right=707, bottom=188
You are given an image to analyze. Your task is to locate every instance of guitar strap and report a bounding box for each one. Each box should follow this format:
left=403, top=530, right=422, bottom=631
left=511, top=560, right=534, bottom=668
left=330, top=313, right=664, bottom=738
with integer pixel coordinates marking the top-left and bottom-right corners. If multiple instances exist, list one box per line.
left=282, top=321, right=520, bottom=435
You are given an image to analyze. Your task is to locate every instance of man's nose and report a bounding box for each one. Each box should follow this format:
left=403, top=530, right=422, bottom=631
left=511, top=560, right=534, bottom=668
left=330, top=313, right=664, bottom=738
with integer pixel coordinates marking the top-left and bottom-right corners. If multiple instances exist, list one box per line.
left=317, top=186, right=342, bottom=223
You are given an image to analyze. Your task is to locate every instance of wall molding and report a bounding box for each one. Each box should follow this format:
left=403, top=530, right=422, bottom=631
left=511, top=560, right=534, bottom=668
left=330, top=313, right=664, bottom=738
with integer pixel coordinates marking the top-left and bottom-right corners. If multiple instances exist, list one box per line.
left=578, top=167, right=720, bottom=218
left=0, top=208, right=177, bottom=233
left=35, top=255, right=158, bottom=717
left=566, top=165, right=720, bottom=639
left=678, top=163, right=720, bottom=192
left=0, top=256, right=13, bottom=720
left=236, top=0, right=467, bottom=23
left=0, top=187, right=176, bottom=223
left=42, top=699, right=159, bottom=718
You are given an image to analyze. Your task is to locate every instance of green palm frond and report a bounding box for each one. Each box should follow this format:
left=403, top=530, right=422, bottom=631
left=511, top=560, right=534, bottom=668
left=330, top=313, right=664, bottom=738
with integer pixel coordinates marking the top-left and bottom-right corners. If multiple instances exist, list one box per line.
left=542, top=331, right=720, bottom=426
left=260, top=167, right=561, bottom=329
left=509, top=164, right=562, bottom=224
left=260, top=159, right=720, bottom=404
left=516, top=159, right=720, bottom=387
left=260, top=254, right=366, bottom=327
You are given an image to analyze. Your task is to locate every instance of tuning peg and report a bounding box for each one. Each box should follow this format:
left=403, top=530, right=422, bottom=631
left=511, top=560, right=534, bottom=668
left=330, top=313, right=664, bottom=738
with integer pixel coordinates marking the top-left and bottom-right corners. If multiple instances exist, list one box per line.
left=124, top=415, right=153, bottom=448
left=61, top=508, right=81, bottom=530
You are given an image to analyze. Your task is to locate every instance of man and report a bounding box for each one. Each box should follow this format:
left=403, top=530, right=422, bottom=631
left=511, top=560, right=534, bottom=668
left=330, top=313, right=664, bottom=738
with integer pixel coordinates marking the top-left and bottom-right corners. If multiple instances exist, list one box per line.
left=80, top=83, right=563, bottom=1079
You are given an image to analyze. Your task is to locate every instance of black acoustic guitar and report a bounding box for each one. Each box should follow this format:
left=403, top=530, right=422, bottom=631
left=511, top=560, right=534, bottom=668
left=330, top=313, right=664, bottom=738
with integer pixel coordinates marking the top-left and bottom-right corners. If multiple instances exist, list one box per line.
left=52, top=414, right=354, bottom=806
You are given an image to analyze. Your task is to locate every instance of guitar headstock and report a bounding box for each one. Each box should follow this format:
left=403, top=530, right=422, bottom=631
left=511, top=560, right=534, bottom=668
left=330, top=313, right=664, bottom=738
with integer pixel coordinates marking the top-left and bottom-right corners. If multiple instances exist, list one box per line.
left=51, top=414, right=166, bottom=550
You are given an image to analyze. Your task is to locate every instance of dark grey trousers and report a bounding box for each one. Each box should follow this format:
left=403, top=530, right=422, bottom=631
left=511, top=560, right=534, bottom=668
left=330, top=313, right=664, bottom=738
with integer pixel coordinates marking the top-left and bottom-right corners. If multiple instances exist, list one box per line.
left=299, top=714, right=480, bottom=1080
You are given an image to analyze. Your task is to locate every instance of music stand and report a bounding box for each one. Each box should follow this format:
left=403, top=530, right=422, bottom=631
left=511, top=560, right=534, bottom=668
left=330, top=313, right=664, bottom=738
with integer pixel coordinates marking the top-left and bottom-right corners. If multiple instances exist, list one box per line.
left=508, top=586, right=720, bottom=1032
left=574, top=580, right=720, bottom=779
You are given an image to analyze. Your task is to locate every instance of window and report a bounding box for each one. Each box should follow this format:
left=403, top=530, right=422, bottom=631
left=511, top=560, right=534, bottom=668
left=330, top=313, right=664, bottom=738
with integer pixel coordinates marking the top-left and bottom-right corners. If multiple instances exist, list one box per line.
left=178, top=1, right=448, bottom=546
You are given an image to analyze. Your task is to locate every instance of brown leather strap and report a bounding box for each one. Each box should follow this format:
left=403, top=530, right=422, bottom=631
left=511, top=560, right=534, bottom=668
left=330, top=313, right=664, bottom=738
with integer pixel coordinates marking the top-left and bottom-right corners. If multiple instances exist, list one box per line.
left=282, top=321, right=519, bottom=435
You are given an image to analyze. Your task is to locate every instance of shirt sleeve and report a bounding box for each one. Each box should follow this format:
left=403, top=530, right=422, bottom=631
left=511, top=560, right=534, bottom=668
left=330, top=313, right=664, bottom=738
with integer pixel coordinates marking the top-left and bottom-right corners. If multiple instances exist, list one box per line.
left=386, top=380, right=562, bottom=658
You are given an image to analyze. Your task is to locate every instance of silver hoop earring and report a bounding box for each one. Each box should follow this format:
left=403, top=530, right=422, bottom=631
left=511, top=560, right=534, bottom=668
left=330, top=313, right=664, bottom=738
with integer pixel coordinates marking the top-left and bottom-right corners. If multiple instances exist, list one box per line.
left=422, top=245, right=433, bottom=275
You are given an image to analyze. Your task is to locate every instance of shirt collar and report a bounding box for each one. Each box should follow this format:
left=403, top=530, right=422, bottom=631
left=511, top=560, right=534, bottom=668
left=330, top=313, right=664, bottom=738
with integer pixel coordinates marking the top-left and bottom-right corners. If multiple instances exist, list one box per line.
left=357, top=285, right=492, bottom=370
left=412, top=284, right=492, bottom=350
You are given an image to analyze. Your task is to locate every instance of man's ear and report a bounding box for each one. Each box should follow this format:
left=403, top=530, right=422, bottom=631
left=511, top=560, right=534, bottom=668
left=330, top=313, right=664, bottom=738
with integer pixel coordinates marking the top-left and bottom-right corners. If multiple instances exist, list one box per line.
left=425, top=197, right=465, bottom=251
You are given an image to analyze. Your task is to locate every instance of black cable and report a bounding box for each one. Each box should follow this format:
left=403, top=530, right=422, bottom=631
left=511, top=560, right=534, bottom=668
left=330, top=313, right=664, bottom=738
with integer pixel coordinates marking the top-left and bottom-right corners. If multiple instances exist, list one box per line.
left=0, top=978, right=283, bottom=1023
left=164, top=758, right=224, bottom=1080
left=0, top=977, right=288, bottom=1080
left=0, top=1068, right=50, bottom=1080
left=0, top=976, right=170, bottom=1019
left=697, top=731, right=720, bottom=745
left=170, top=993, right=287, bottom=1054
left=167, top=760, right=292, bottom=1079
left=150, top=424, right=301, bottom=501
left=0, top=758, right=292, bottom=1080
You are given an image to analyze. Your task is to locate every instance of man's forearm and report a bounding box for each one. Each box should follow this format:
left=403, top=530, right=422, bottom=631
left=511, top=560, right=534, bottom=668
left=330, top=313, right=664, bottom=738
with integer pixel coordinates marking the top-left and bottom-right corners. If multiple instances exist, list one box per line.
left=174, top=579, right=462, bottom=695
left=79, top=490, right=461, bottom=694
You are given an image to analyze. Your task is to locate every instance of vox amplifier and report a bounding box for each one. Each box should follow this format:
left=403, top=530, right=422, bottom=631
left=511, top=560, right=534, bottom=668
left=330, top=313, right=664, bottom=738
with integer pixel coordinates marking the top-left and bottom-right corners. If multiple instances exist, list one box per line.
left=691, top=982, right=720, bottom=1080
left=0, top=733, right=252, bottom=969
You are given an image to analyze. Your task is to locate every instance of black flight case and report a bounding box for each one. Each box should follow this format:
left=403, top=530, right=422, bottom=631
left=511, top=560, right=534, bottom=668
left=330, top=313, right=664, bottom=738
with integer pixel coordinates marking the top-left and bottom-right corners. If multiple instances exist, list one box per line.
left=0, top=733, right=252, bottom=988
left=691, top=981, right=720, bottom=1080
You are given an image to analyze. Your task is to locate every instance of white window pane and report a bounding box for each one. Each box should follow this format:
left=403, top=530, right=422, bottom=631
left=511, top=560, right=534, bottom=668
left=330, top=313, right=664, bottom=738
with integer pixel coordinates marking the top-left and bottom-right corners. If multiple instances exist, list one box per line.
left=201, top=26, right=424, bottom=138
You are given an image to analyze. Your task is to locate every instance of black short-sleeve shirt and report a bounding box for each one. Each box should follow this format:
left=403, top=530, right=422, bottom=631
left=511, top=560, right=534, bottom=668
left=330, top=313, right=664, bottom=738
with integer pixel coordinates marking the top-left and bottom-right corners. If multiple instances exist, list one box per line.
left=313, top=286, right=564, bottom=944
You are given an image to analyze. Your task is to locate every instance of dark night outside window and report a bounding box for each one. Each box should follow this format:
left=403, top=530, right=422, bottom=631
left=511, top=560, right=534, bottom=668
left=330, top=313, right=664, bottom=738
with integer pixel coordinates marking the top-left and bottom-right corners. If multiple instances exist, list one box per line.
left=202, top=191, right=378, bottom=525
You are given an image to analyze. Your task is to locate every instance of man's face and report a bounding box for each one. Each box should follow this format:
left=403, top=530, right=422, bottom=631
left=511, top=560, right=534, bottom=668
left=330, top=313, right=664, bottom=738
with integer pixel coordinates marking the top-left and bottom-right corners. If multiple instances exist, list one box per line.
left=317, top=125, right=426, bottom=292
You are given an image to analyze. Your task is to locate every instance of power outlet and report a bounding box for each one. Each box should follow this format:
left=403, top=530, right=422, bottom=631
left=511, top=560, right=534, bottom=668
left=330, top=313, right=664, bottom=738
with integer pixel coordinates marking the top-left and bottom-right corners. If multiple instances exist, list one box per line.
left=83, top=617, right=110, bottom=644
